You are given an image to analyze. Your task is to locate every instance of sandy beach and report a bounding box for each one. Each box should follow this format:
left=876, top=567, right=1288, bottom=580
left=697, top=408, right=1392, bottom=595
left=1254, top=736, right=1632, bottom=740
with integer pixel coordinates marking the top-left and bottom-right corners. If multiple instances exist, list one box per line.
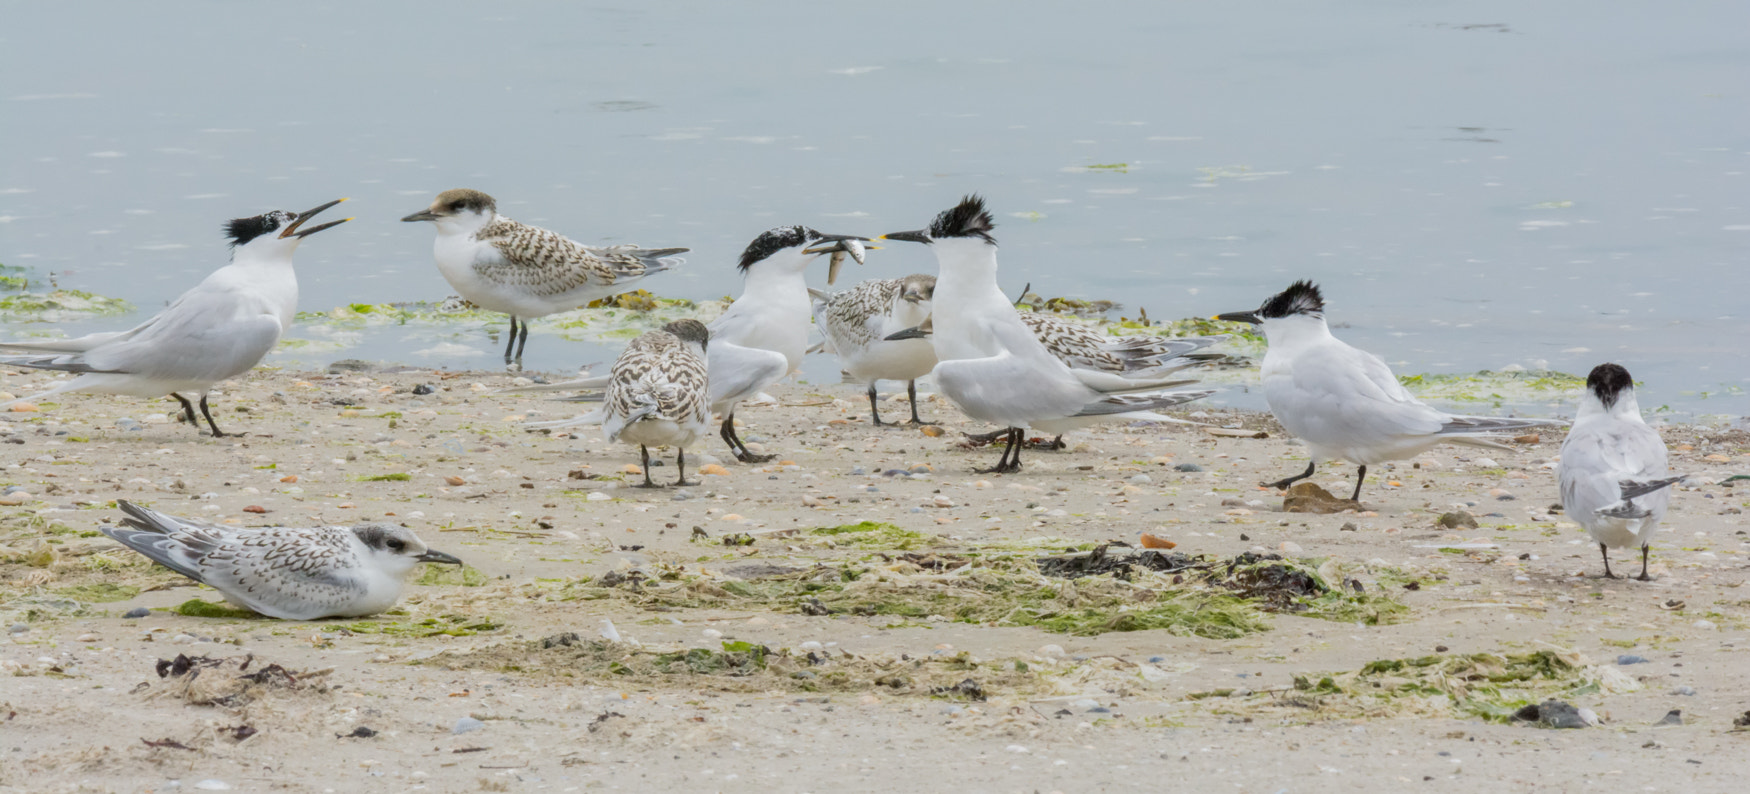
left=1, top=364, right=1746, bottom=793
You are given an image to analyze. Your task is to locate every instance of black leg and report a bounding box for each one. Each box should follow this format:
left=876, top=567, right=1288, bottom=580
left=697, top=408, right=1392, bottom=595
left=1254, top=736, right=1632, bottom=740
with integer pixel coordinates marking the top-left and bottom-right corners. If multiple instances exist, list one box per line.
left=1600, top=543, right=1617, bottom=579
left=904, top=380, right=934, bottom=425
left=1263, top=461, right=1317, bottom=491
left=675, top=447, right=698, bottom=487
left=1350, top=464, right=1367, bottom=502
left=720, top=411, right=775, bottom=463
left=633, top=445, right=660, bottom=488
left=170, top=393, right=201, bottom=430
left=976, top=427, right=1023, bottom=474
left=1637, top=545, right=1651, bottom=581
left=867, top=384, right=885, bottom=426
left=514, top=319, right=530, bottom=362
left=197, top=394, right=234, bottom=438
left=1047, top=435, right=1065, bottom=450
left=502, top=316, right=519, bottom=364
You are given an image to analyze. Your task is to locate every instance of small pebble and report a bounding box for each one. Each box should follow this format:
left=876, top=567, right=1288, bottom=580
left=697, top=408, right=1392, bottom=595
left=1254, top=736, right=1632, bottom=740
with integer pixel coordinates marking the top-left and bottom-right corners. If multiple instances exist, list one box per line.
left=1616, top=655, right=1650, bottom=665
left=193, top=781, right=233, bottom=791
left=8, top=623, right=27, bottom=634
left=1173, top=463, right=1203, bottom=472
left=1127, top=474, right=1152, bottom=484
left=123, top=607, right=150, bottom=619
left=586, top=492, right=611, bottom=502
left=452, top=716, right=484, bottom=734
left=1278, top=541, right=1303, bottom=554
left=76, top=633, right=99, bottom=643
left=1672, top=686, right=1696, bottom=696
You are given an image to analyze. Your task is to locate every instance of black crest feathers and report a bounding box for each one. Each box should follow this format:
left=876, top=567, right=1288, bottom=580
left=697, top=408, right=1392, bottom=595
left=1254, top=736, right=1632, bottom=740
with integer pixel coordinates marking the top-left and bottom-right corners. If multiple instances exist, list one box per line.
left=224, top=211, right=292, bottom=247
left=1586, top=362, right=1633, bottom=409
left=927, top=195, right=996, bottom=243
left=1258, top=280, right=1325, bottom=319
left=737, top=225, right=819, bottom=271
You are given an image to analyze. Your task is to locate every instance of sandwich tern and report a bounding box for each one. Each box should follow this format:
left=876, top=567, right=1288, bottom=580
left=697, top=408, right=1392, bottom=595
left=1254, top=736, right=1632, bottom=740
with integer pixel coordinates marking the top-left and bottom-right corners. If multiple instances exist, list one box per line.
left=880, top=196, right=1212, bottom=473
left=1216, top=280, right=1560, bottom=501
left=0, top=199, right=350, bottom=436
left=401, top=188, right=686, bottom=366
left=103, top=500, right=463, bottom=620
left=599, top=319, right=712, bottom=487
left=809, top=274, right=937, bottom=425
left=1559, top=363, right=1679, bottom=580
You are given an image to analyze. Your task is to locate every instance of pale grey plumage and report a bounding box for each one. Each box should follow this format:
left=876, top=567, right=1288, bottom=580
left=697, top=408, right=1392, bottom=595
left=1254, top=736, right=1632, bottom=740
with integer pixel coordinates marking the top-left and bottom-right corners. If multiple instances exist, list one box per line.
left=103, top=500, right=462, bottom=620
left=1559, top=363, right=1677, bottom=580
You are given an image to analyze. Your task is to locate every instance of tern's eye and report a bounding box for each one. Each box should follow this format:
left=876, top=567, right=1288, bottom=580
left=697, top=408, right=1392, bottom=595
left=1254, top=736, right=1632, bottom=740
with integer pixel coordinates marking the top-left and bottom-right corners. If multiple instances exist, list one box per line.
left=448, top=201, right=465, bottom=211
left=386, top=538, right=406, bottom=551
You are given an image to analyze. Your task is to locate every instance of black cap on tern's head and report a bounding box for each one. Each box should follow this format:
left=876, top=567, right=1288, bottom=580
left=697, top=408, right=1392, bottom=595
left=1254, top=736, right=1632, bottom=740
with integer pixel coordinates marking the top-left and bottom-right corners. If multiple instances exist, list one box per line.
left=880, top=194, right=997, bottom=245
left=1215, top=280, right=1325, bottom=325
left=225, top=198, right=351, bottom=247
left=662, top=318, right=711, bottom=351
left=898, top=273, right=937, bottom=303
left=401, top=188, right=497, bottom=223
left=1586, top=362, right=1634, bottom=410
left=738, top=225, right=820, bottom=271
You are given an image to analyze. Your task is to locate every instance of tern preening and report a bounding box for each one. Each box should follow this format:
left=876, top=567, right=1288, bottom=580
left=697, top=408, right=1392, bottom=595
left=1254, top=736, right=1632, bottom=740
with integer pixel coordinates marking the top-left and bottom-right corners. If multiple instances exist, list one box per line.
left=1216, top=280, right=1561, bottom=501
left=0, top=199, right=350, bottom=436
left=1559, top=363, right=1680, bottom=580
left=401, top=188, right=686, bottom=366
left=881, top=195, right=1212, bottom=473
left=103, top=500, right=462, bottom=620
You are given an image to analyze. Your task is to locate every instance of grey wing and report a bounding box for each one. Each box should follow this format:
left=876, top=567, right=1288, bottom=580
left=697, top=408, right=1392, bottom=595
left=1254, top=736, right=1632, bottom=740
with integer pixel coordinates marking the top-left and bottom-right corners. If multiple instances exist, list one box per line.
left=0, top=330, right=129, bottom=355
left=103, top=501, right=226, bottom=583
left=933, top=350, right=1092, bottom=428
left=197, top=527, right=366, bottom=619
left=708, top=341, right=788, bottom=409
left=80, top=288, right=282, bottom=382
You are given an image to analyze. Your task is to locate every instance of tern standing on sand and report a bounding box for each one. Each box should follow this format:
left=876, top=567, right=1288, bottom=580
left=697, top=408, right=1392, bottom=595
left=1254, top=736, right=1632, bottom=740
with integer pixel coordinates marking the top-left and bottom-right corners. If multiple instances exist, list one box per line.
left=401, top=189, right=686, bottom=366
left=880, top=196, right=1211, bottom=473
left=1216, top=280, right=1561, bottom=501
left=0, top=199, right=351, bottom=436
left=599, top=319, right=712, bottom=488
left=810, top=274, right=938, bottom=426
left=1559, top=363, right=1679, bottom=580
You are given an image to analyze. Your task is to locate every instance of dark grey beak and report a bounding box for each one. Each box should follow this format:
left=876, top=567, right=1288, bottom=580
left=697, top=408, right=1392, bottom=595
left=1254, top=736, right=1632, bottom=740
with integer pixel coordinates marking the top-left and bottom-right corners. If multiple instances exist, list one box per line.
left=877, top=230, right=931, bottom=244
left=416, top=549, right=465, bottom=566
left=280, top=198, right=351, bottom=239
left=401, top=209, right=440, bottom=223
left=885, top=321, right=932, bottom=341
left=1214, top=311, right=1262, bottom=325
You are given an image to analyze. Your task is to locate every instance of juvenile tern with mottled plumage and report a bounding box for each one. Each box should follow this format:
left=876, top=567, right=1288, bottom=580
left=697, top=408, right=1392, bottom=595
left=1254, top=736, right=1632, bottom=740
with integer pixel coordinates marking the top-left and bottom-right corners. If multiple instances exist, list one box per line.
left=401, top=189, right=686, bottom=366
left=880, top=196, right=1212, bottom=473
left=102, top=500, right=462, bottom=620
left=810, top=274, right=938, bottom=425
left=1216, top=280, right=1563, bottom=501
left=0, top=199, right=350, bottom=436
left=1559, top=363, right=1679, bottom=580
left=597, top=319, right=712, bottom=487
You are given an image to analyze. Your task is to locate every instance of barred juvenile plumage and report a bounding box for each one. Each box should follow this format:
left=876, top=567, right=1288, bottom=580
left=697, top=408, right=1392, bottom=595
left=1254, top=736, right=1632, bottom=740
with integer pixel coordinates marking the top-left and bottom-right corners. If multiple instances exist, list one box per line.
left=602, top=319, right=712, bottom=487
left=402, top=188, right=687, bottom=365
left=810, top=274, right=937, bottom=425
left=1021, top=312, right=1223, bottom=376
left=101, top=500, right=462, bottom=620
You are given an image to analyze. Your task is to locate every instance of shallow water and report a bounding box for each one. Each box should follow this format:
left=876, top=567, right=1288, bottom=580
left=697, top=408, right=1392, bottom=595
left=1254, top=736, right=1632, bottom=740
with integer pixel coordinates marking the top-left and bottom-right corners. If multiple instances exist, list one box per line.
left=3, top=1, right=1747, bottom=418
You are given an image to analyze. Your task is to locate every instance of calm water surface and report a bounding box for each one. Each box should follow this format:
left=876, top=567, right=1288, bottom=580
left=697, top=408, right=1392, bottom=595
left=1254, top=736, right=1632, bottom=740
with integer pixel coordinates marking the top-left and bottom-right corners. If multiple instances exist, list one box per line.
left=3, top=1, right=1747, bottom=417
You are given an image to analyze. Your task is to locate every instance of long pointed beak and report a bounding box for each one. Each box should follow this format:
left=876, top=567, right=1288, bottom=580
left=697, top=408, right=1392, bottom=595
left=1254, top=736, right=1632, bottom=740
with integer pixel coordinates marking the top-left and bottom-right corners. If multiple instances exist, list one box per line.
left=416, top=549, right=465, bottom=566
left=401, top=209, right=440, bottom=223
left=876, top=230, right=931, bottom=244
left=281, top=198, right=351, bottom=239
left=1213, top=311, right=1262, bottom=325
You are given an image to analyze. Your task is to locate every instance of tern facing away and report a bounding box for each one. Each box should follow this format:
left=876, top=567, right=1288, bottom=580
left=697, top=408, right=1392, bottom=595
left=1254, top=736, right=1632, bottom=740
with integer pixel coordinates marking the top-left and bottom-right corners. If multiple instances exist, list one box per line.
left=103, top=500, right=462, bottom=620
left=1216, top=280, right=1561, bottom=501
left=1559, top=363, right=1680, bottom=580
left=401, top=189, right=687, bottom=366
left=0, top=199, right=351, bottom=436
left=881, top=196, right=1212, bottom=473
left=600, top=319, right=712, bottom=488
left=809, top=274, right=938, bottom=426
